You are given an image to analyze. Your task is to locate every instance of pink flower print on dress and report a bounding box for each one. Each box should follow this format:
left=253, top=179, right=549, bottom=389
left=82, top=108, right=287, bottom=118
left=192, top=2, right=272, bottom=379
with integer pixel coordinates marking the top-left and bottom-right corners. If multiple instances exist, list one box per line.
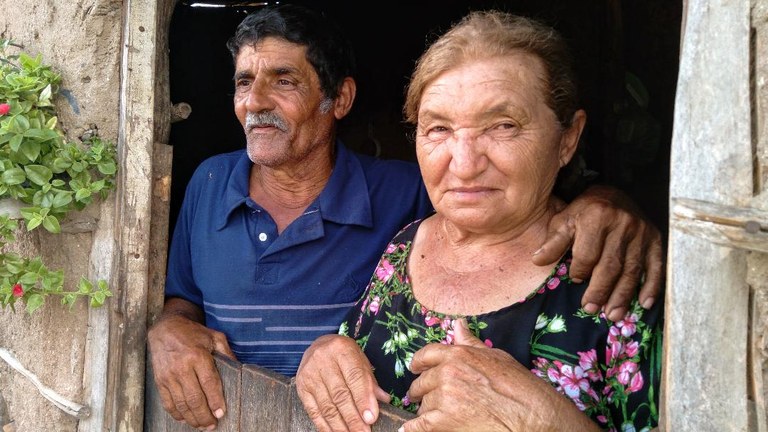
left=385, top=243, right=397, bottom=254
left=556, top=263, right=568, bottom=276
left=375, top=259, right=395, bottom=283
left=617, top=313, right=639, bottom=337
left=628, top=369, right=644, bottom=393
left=424, top=312, right=440, bottom=327
left=616, top=360, right=639, bottom=386
left=557, top=363, right=590, bottom=399
left=546, top=277, right=560, bottom=290
left=368, top=296, right=381, bottom=314
left=624, top=340, right=640, bottom=358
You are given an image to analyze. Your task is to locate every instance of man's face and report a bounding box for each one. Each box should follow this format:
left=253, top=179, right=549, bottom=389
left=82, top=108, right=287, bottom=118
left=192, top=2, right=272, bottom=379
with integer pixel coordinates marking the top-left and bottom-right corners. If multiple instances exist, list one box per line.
left=233, top=37, right=336, bottom=169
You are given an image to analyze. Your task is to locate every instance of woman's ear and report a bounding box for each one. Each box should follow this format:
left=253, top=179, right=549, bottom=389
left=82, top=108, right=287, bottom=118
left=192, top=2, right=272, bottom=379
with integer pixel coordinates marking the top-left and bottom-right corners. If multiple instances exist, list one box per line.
left=558, top=109, right=587, bottom=167
left=333, top=77, right=357, bottom=120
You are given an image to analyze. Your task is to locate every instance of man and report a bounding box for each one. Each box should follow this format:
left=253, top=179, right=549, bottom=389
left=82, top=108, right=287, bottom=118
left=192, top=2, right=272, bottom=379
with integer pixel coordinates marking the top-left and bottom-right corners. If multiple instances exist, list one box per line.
left=148, top=4, right=664, bottom=430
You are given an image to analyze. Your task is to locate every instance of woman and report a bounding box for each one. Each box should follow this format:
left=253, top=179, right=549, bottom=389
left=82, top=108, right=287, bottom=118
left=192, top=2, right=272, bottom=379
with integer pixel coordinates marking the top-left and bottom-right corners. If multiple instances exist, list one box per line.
left=296, top=10, right=662, bottom=432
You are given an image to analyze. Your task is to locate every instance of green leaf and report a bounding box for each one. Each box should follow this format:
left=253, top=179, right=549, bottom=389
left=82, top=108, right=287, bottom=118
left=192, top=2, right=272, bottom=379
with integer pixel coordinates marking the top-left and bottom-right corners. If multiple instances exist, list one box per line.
left=26, top=293, right=44, bottom=313
left=51, top=191, right=72, bottom=208
left=51, top=157, right=71, bottom=172
left=63, top=293, right=77, bottom=307
left=19, top=272, right=38, bottom=284
left=45, top=116, right=57, bottom=129
left=97, top=161, right=117, bottom=175
left=39, top=84, right=52, bottom=102
left=75, top=188, right=91, bottom=201
left=26, top=215, right=43, bottom=230
left=24, top=165, right=52, bottom=186
left=8, top=133, right=22, bottom=152
left=20, top=140, right=41, bottom=161
left=91, top=291, right=107, bottom=307
left=78, top=278, right=93, bottom=294
left=41, top=215, right=60, bottom=233
left=1, top=167, right=25, bottom=185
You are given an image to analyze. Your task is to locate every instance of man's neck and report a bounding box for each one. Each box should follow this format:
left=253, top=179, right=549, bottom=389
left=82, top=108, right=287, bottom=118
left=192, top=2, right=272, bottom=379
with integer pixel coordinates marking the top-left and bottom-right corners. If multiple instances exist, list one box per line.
left=248, top=148, right=334, bottom=233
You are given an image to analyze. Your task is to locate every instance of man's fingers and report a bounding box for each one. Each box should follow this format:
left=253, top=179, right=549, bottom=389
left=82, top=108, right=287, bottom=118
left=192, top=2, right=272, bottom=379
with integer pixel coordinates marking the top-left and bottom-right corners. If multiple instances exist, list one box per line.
left=156, top=382, right=185, bottom=422
left=181, top=371, right=217, bottom=429
left=638, top=237, right=665, bottom=309
left=212, top=332, right=236, bottom=360
left=532, top=214, right=575, bottom=266
left=196, top=360, right=227, bottom=421
left=568, top=224, right=608, bottom=284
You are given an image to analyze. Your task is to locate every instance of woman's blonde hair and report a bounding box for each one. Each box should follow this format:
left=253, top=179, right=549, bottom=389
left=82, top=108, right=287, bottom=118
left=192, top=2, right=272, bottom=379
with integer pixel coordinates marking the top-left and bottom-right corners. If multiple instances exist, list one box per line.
left=404, top=10, right=579, bottom=129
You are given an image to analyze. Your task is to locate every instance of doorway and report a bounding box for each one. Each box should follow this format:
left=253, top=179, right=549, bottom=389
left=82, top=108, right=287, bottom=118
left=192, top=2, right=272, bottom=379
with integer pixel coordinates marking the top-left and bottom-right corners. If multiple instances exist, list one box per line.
left=166, top=0, right=682, bottom=240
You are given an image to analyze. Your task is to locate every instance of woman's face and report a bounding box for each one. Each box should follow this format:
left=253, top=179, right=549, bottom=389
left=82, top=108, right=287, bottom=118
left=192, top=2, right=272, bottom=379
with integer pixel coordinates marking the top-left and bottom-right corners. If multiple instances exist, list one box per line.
left=415, top=52, right=582, bottom=233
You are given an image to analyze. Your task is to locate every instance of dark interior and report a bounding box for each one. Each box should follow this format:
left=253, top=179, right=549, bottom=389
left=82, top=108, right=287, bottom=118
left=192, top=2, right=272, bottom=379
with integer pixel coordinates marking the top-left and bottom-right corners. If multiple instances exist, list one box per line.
left=167, top=0, right=682, bottom=240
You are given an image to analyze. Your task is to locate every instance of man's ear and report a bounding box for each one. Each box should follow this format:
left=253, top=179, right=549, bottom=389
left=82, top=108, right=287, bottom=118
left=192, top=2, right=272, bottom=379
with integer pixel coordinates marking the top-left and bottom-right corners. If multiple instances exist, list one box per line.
left=333, top=77, right=356, bottom=120
left=558, top=109, right=587, bottom=167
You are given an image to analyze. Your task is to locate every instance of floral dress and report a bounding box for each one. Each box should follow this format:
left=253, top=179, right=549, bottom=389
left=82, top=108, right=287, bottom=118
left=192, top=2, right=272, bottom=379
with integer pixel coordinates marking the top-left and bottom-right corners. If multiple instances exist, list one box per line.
left=340, top=217, right=663, bottom=432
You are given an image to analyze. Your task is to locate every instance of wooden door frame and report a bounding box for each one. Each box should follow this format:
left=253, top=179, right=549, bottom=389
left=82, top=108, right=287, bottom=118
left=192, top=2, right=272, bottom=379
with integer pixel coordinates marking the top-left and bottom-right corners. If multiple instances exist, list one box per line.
left=664, top=0, right=756, bottom=430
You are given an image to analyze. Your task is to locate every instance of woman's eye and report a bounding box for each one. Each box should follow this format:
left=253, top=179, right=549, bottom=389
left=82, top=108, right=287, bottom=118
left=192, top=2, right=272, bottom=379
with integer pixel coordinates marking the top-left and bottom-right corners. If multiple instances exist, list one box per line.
left=428, top=126, right=449, bottom=135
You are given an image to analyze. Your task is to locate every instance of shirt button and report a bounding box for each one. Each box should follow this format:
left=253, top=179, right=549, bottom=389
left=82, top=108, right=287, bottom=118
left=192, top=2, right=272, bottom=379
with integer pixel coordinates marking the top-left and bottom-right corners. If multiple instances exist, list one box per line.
left=258, top=233, right=268, bottom=242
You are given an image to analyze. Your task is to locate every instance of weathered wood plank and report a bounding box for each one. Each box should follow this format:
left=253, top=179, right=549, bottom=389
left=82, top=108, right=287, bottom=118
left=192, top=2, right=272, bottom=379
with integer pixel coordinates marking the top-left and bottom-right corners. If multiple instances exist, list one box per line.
left=671, top=198, right=768, bottom=253
left=289, top=379, right=415, bottom=432
left=110, top=0, right=158, bottom=430
left=148, top=142, right=173, bottom=326
left=666, top=0, right=752, bottom=430
left=240, top=365, right=292, bottom=432
left=212, top=356, right=243, bottom=432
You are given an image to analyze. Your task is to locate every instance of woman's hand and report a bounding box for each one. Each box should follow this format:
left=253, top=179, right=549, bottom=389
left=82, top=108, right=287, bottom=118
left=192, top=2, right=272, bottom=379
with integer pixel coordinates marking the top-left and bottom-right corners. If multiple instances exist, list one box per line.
left=534, top=184, right=665, bottom=321
left=402, top=320, right=600, bottom=432
left=296, top=334, right=391, bottom=432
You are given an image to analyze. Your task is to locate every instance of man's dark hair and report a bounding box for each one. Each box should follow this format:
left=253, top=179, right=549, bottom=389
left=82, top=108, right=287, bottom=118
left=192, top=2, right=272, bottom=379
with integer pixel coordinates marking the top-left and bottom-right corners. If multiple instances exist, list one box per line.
left=227, top=4, right=356, bottom=100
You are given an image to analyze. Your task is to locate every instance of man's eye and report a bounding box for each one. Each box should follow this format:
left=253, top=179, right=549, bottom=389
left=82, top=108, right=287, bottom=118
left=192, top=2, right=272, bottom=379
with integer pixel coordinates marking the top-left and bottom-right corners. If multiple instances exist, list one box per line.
left=235, top=79, right=251, bottom=89
left=277, top=79, right=294, bottom=86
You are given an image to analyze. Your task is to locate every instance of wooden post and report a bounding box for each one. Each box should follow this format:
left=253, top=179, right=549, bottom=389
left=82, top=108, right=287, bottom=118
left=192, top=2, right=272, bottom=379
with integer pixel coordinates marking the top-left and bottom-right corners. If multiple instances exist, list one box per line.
left=106, top=0, right=158, bottom=430
left=664, top=0, right=752, bottom=430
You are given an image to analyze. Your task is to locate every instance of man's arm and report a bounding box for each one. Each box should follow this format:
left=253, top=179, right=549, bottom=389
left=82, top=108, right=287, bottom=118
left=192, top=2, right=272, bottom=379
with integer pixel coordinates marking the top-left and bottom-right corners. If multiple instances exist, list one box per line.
left=147, top=297, right=236, bottom=429
left=534, top=184, right=664, bottom=322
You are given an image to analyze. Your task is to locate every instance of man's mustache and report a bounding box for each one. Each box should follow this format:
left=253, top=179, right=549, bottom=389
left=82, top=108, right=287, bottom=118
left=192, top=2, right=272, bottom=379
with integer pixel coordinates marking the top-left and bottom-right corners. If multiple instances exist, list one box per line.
left=245, top=111, right=288, bottom=132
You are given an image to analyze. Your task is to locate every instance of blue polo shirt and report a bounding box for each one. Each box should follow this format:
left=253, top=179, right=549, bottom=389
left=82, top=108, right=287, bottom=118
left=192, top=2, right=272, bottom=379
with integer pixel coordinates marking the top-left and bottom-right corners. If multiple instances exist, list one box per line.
left=165, top=141, right=432, bottom=376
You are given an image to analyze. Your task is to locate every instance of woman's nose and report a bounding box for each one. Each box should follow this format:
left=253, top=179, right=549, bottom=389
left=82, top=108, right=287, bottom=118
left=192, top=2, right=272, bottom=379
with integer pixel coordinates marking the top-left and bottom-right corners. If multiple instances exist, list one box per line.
left=448, top=131, right=488, bottom=178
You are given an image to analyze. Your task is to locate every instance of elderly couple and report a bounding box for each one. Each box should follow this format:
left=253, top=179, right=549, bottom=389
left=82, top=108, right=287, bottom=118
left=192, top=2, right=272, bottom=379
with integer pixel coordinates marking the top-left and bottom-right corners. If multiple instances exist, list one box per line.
left=148, top=4, right=664, bottom=432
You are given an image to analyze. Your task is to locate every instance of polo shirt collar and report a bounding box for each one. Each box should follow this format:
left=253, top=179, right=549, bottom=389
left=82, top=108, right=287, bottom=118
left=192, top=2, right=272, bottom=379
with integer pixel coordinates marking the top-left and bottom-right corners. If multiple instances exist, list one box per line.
left=215, top=141, right=373, bottom=230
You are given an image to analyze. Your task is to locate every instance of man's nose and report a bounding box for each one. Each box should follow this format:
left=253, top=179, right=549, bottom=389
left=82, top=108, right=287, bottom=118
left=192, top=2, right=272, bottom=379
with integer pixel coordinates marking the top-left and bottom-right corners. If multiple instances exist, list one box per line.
left=243, top=81, right=275, bottom=113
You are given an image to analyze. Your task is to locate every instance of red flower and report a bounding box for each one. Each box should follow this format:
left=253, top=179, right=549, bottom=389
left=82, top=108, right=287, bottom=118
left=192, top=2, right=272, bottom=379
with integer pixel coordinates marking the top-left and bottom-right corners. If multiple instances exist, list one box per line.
left=0, top=103, right=10, bottom=116
left=12, top=283, right=23, bottom=298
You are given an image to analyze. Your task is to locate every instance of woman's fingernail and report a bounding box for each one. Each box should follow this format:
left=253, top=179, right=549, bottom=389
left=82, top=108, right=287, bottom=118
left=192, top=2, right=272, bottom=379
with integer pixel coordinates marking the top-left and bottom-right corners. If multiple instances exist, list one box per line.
left=363, top=410, right=375, bottom=424
left=532, top=248, right=542, bottom=256
left=214, top=409, right=224, bottom=419
left=642, top=297, right=655, bottom=309
left=398, top=427, right=405, bottom=432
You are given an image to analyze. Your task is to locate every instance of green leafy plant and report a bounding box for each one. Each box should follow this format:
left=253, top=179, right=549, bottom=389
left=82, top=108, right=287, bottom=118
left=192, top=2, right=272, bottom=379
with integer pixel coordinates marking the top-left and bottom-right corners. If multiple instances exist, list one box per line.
left=0, top=39, right=115, bottom=313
